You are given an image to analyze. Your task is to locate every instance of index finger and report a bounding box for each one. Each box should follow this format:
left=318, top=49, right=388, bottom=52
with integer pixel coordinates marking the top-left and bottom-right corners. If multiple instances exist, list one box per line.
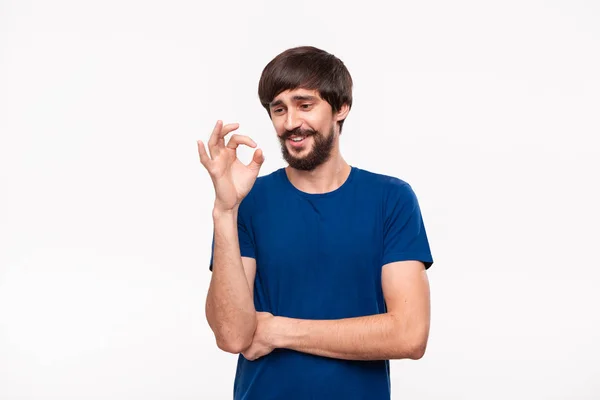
left=208, top=121, right=240, bottom=149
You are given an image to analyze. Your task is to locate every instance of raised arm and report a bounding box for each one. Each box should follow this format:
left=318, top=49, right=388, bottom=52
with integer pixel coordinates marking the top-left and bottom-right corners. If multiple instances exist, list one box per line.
left=197, top=120, right=264, bottom=353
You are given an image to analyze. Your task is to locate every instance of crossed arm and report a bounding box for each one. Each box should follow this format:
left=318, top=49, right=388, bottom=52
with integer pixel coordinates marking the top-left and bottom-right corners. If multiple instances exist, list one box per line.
left=240, top=260, right=431, bottom=361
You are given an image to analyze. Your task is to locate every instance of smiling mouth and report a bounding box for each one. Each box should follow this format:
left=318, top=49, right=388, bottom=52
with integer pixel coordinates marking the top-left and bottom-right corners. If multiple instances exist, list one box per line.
left=288, top=136, right=310, bottom=147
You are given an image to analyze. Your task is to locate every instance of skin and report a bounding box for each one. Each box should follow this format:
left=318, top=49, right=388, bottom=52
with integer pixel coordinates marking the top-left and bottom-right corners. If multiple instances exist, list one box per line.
left=198, top=121, right=264, bottom=352
left=198, top=88, right=431, bottom=361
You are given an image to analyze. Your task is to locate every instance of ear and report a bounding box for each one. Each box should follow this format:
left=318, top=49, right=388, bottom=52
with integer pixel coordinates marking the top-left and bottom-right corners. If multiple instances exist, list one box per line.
left=334, top=103, right=350, bottom=122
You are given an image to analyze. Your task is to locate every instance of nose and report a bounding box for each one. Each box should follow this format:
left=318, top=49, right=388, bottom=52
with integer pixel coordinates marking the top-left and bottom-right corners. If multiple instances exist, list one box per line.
left=283, top=109, right=302, bottom=132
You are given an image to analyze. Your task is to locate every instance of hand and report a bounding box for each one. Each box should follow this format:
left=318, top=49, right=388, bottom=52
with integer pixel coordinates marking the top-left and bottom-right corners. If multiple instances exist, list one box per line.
left=242, top=312, right=277, bottom=361
left=197, top=120, right=265, bottom=212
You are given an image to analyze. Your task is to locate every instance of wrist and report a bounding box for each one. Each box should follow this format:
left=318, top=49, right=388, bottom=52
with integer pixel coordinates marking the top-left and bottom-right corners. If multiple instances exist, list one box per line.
left=212, top=205, right=239, bottom=220
left=272, top=316, right=293, bottom=349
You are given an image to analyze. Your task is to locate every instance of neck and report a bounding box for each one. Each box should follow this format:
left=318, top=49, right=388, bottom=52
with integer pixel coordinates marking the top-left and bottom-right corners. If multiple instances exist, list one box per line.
left=285, top=150, right=351, bottom=194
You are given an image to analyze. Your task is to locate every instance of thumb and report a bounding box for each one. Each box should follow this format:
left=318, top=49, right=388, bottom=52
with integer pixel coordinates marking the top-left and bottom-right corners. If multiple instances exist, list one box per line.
left=247, top=148, right=264, bottom=171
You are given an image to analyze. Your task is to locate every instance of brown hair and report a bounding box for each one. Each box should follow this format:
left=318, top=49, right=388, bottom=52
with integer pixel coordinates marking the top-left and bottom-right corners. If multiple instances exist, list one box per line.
left=258, top=46, right=353, bottom=132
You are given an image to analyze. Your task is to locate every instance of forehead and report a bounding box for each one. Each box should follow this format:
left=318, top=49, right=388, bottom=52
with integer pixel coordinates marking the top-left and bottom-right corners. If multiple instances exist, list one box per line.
left=271, top=88, right=322, bottom=103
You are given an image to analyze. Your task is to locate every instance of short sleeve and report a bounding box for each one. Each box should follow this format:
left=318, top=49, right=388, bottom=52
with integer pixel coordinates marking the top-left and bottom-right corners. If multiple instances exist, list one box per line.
left=208, top=194, right=256, bottom=271
left=382, top=181, right=434, bottom=270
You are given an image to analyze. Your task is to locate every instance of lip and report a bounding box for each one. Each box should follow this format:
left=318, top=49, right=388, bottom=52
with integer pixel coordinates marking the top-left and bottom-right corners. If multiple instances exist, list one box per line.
left=288, top=136, right=309, bottom=148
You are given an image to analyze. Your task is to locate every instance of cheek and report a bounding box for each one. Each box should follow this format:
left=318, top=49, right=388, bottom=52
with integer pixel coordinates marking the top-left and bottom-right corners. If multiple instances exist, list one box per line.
left=301, top=115, right=323, bottom=131
left=310, top=110, right=333, bottom=127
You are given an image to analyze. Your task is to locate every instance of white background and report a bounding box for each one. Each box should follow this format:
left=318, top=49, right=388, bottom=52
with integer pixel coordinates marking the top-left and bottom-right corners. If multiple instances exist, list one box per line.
left=1, top=1, right=599, bottom=399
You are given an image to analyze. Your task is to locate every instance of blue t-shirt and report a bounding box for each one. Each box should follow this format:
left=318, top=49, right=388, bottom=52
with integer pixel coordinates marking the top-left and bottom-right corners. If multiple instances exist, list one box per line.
left=209, top=166, right=433, bottom=400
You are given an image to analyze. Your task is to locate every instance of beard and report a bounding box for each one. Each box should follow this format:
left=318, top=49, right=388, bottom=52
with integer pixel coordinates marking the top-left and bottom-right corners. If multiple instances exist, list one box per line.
left=278, top=126, right=335, bottom=171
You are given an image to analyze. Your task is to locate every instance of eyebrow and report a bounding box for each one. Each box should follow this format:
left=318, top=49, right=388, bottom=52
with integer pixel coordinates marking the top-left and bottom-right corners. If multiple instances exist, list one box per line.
left=270, top=95, right=319, bottom=108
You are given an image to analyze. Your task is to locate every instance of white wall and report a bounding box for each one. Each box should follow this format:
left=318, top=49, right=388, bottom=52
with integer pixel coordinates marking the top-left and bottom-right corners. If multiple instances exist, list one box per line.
left=1, top=1, right=599, bottom=399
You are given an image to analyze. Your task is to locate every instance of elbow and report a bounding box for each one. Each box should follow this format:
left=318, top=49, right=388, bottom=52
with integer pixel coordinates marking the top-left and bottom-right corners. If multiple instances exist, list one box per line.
left=216, top=335, right=253, bottom=354
left=406, top=331, right=429, bottom=360
left=392, top=326, right=428, bottom=360
left=408, top=340, right=427, bottom=360
left=205, top=300, right=257, bottom=354
left=392, top=338, right=426, bottom=360
left=388, top=312, right=430, bottom=360
left=208, top=315, right=257, bottom=354
left=211, top=325, right=256, bottom=354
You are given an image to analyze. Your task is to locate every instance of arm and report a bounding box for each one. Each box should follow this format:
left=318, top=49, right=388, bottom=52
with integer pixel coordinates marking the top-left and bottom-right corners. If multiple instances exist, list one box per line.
left=197, top=120, right=264, bottom=354
left=264, top=260, right=430, bottom=361
left=206, top=208, right=257, bottom=353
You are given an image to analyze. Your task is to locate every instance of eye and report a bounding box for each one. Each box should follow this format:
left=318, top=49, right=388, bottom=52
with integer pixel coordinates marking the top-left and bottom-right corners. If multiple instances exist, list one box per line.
left=273, top=108, right=284, bottom=114
left=300, top=104, right=313, bottom=110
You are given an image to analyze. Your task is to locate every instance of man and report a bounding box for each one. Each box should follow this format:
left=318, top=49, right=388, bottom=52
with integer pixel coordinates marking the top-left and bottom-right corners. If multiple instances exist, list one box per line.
left=197, top=46, right=434, bottom=400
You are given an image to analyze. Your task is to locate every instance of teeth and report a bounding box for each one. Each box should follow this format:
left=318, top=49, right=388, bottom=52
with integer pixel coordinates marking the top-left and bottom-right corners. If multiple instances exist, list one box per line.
left=291, top=137, right=304, bottom=142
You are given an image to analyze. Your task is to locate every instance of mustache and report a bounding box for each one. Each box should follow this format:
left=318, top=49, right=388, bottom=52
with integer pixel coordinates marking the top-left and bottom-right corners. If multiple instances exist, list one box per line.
left=281, top=127, right=317, bottom=140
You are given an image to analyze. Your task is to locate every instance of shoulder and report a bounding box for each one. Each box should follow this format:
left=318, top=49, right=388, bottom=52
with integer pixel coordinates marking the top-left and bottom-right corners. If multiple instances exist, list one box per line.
left=351, top=167, right=420, bottom=218
left=353, top=166, right=415, bottom=201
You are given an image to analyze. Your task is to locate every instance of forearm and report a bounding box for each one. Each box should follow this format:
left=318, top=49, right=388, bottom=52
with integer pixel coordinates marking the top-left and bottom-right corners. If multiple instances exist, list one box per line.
left=206, top=207, right=256, bottom=352
left=274, top=313, right=426, bottom=361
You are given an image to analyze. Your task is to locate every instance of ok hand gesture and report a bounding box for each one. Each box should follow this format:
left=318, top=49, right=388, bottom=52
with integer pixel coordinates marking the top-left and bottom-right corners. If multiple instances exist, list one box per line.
left=197, top=121, right=265, bottom=212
